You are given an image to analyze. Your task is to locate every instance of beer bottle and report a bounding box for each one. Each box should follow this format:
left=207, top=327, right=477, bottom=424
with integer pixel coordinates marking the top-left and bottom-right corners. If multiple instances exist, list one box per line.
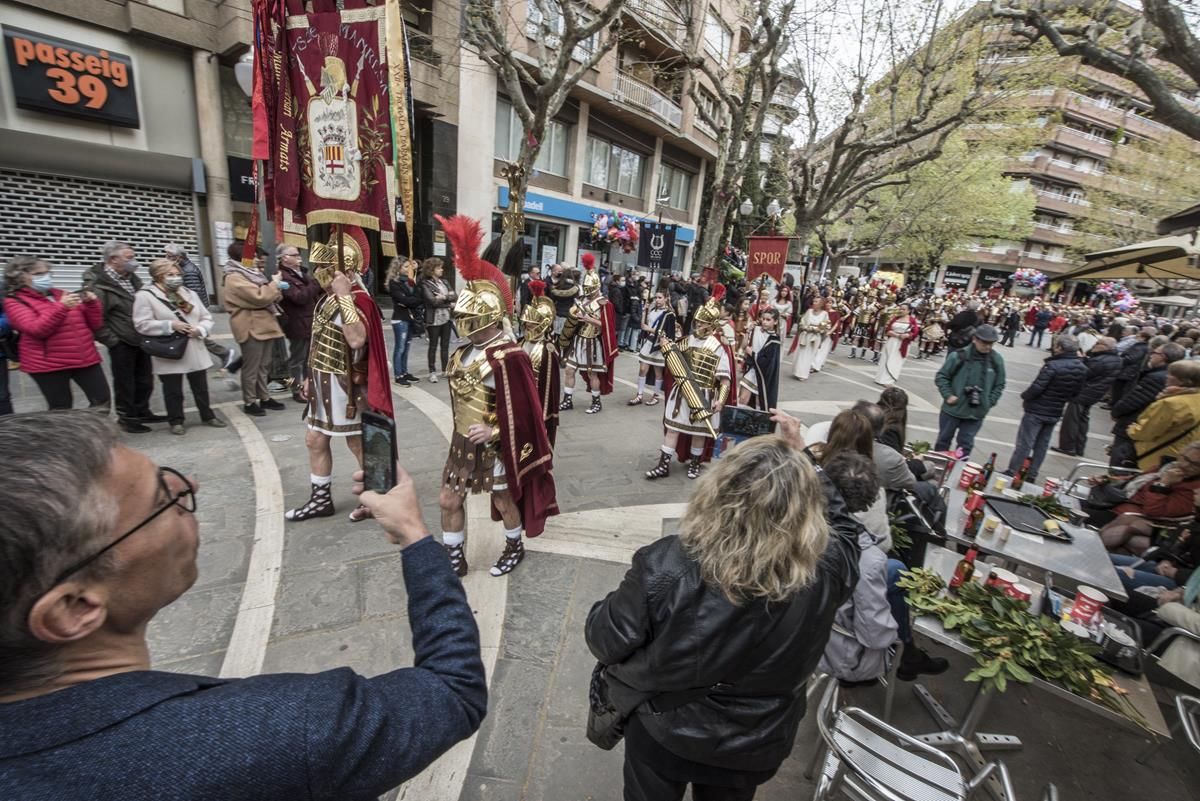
left=949, top=548, right=978, bottom=592
left=963, top=505, right=985, bottom=539
left=981, top=452, right=997, bottom=487
left=1011, top=457, right=1032, bottom=491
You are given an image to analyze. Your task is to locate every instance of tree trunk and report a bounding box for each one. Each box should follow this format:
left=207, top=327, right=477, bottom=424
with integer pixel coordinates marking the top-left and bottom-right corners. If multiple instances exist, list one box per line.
left=695, top=190, right=735, bottom=278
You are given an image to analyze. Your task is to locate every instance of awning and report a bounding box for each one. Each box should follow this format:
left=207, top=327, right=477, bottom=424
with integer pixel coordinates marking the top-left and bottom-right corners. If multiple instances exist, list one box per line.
left=1157, top=202, right=1200, bottom=235
left=1056, top=235, right=1200, bottom=281
left=1135, top=294, right=1200, bottom=308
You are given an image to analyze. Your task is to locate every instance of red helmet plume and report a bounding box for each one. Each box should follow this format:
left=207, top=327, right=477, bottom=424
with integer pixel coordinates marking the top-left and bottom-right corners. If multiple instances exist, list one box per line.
left=528, top=279, right=547, bottom=297
left=710, top=282, right=726, bottom=303
left=433, top=214, right=512, bottom=313
left=581, top=252, right=596, bottom=271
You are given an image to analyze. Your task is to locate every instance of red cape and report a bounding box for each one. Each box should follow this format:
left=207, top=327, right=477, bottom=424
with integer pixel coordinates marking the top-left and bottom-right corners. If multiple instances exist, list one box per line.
left=533, top=342, right=562, bottom=449
left=661, top=340, right=739, bottom=465
left=488, top=341, right=558, bottom=537
left=353, top=288, right=394, bottom=417
left=828, top=310, right=843, bottom=348
left=884, top=314, right=921, bottom=358
left=598, top=302, right=619, bottom=395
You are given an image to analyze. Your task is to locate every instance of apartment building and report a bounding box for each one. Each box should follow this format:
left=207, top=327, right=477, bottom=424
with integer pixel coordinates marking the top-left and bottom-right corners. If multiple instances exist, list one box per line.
left=456, top=0, right=749, bottom=277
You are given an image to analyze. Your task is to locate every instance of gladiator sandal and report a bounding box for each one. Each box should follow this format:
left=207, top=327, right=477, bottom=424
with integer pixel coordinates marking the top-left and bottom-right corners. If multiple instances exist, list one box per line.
left=444, top=541, right=468, bottom=577
left=687, top=457, right=702, bottom=480
left=848, top=348, right=858, bottom=359
left=645, top=450, right=671, bottom=479
left=586, top=396, right=602, bottom=414
left=627, top=394, right=644, bottom=406
left=489, top=537, right=525, bottom=577
left=559, top=393, right=574, bottom=411
left=284, top=483, right=335, bottom=521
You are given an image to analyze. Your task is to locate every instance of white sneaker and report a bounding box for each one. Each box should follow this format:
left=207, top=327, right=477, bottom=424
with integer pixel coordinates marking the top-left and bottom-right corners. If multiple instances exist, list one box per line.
left=429, top=371, right=439, bottom=383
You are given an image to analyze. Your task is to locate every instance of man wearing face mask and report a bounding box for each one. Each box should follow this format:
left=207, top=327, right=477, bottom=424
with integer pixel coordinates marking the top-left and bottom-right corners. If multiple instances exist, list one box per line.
left=88, top=241, right=164, bottom=433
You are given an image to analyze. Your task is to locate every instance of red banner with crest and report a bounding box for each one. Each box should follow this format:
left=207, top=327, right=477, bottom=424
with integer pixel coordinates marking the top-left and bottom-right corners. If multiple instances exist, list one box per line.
left=746, top=236, right=791, bottom=283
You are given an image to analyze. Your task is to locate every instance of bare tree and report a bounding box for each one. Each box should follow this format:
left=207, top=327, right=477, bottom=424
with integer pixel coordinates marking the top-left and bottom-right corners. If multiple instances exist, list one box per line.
left=463, top=0, right=627, bottom=252
left=788, top=0, right=1025, bottom=245
left=991, top=0, right=1200, bottom=142
left=689, top=0, right=797, bottom=273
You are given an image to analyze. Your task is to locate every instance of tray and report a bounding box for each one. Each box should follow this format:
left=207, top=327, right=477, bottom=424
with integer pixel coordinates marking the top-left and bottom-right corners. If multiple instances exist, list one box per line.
left=980, top=493, right=1074, bottom=542
left=1095, top=606, right=1145, bottom=677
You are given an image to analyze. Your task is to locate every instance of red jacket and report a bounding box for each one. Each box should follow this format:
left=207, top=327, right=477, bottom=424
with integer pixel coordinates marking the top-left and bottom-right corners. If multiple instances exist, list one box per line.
left=3, top=287, right=103, bottom=373
left=1115, top=475, right=1200, bottom=519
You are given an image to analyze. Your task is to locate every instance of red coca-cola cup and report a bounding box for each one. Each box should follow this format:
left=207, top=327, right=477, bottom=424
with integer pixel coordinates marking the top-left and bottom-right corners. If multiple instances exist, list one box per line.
left=984, top=567, right=1018, bottom=593
left=1042, top=478, right=1061, bottom=498
left=958, top=463, right=982, bottom=489
left=1070, top=586, right=1108, bottom=625
left=1006, top=583, right=1032, bottom=603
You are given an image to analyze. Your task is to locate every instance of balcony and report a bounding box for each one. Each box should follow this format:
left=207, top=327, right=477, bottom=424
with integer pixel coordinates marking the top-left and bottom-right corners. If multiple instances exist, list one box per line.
left=1049, top=125, right=1115, bottom=158
left=1063, top=91, right=1171, bottom=141
left=1034, top=188, right=1089, bottom=215
left=1029, top=222, right=1076, bottom=246
left=614, top=71, right=682, bottom=129
left=694, top=116, right=718, bottom=140
left=623, top=0, right=687, bottom=47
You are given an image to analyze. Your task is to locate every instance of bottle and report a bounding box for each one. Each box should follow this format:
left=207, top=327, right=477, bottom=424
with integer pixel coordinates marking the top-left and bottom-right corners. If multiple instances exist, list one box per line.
left=963, top=505, right=985, bottom=539
left=1011, top=457, right=1031, bottom=491
left=949, top=548, right=978, bottom=591
left=981, top=452, right=997, bottom=488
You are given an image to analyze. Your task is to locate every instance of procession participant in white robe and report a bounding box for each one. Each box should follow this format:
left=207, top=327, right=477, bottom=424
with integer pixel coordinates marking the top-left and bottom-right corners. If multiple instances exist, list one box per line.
left=739, top=308, right=782, bottom=409
left=627, top=289, right=676, bottom=406
left=789, top=297, right=830, bottom=381
left=874, top=303, right=920, bottom=386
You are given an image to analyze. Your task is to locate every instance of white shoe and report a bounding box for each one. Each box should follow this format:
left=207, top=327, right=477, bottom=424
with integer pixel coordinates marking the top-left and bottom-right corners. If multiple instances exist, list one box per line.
left=429, top=371, right=439, bottom=383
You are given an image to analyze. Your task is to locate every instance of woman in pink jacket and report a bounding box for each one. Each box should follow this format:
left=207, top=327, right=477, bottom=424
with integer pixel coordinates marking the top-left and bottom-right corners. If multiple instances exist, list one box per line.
left=3, top=256, right=111, bottom=410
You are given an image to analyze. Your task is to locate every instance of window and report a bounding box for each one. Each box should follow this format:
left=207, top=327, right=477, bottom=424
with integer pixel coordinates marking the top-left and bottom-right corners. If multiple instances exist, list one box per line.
left=703, top=10, right=732, bottom=63
left=494, top=97, right=569, bottom=177
left=585, top=136, right=645, bottom=196
left=658, top=163, right=693, bottom=210
left=527, top=1, right=596, bottom=61
left=695, top=86, right=720, bottom=129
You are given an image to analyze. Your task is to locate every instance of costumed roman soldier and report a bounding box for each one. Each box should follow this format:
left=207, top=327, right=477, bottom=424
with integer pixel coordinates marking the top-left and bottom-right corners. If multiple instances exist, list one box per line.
left=435, top=214, right=557, bottom=578
left=646, top=284, right=737, bottom=481
left=519, top=279, right=561, bottom=448
left=848, top=288, right=880, bottom=360
left=827, top=289, right=850, bottom=352
left=285, top=226, right=393, bottom=523
left=917, top=298, right=948, bottom=359
left=558, top=254, right=618, bottom=414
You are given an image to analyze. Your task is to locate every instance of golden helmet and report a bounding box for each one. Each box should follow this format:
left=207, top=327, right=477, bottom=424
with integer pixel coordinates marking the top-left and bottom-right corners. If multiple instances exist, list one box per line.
left=435, top=214, right=512, bottom=338
left=580, top=253, right=600, bottom=295
left=310, top=227, right=369, bottom=288
left=692, top=283, right=727, bottom=336
left=520, top=280, right=556, bottom=340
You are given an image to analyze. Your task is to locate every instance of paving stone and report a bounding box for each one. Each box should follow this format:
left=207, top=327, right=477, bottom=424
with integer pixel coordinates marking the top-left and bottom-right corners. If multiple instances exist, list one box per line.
left=456, top=775, right=525, bottom=801
left=522, top=723, right=622, bottom=801
left=281, top=520, right=403, bottom=571
left=501, top=551, right=577, bottom=667
left=262, top=615, right=414, bottom=677
left=191, top=536, right=250, bottom=589
left=466, top=657, right=551, bottom=782
left=153, top=649, right=226, bottom=677
left=272, top=564, right=361, bottom=638
left=359, top=554, right=411, bottom=619
left=147, top=582, right=243, bottom=662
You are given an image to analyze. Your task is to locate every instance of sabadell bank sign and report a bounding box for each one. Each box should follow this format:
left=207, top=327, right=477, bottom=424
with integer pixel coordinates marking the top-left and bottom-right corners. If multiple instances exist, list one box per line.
left=3, top=26, right=139, bottom=128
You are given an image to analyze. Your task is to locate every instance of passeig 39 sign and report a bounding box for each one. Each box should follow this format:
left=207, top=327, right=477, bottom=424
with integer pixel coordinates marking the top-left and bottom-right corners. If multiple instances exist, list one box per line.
left=3, top=26, right=139, bottom=128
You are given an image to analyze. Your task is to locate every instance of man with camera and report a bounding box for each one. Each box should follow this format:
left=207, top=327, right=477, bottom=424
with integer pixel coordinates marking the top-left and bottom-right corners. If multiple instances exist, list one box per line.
left=933, top=324, right=1006, bottom=458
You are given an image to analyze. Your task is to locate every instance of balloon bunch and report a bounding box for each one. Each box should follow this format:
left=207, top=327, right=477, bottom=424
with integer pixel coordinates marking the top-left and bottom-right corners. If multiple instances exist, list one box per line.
left=1013, top=268, right=1047, bottom=289
left=1094, top=280, right=1138, bottom=312
left=590, top=209, right=640, bottom=253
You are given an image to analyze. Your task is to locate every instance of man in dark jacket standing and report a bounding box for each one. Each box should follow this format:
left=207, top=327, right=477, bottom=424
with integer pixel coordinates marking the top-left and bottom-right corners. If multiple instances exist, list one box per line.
left=88, top=241, right=163, bottom=433
left=1053, top=337, right=1121, bottom=457
left=934, top=325, right=1006, bottom=457
left=999, top=306, right=1021, bottom=347
left=1005, top=335, right=1087, bottom=481
left=277, top=244, right=323, bottom=401
left=0, top=411, right=487, bottom=801
left=1028, top=308, right=1053, bottom=348
left=1110, top=342, right=1186, bottom=467
left=608, top=273, right=631, bottom=351
left=1108, top=327, right=1153, bottom=409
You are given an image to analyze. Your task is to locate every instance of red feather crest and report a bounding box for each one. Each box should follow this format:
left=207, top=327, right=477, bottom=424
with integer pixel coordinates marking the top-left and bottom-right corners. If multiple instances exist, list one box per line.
left=528, top=279, right=546, bottom=297
left=710, top=283, right=726, bottom=303
left=581, top=253, right=596, bottom=271
left=434, top=214, right=512, bottom=313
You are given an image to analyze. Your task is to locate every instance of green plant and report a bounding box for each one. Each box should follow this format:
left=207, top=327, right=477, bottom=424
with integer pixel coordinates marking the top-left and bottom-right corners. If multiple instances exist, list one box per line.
left=888, top=510, right=913, bottom=554
left=908, top=440, right=932, bottom=455
left=897, top=568, right=1148, bottom=729
left=1019, top=493, right=1070, bottom=521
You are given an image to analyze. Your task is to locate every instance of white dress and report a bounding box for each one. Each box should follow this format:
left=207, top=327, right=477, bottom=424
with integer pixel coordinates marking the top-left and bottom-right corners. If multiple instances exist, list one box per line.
left=792, top=309, right=829, bottom=381
left=637, top=308, right=669, bottom=367
left=874, top=319, right=913, bottom=386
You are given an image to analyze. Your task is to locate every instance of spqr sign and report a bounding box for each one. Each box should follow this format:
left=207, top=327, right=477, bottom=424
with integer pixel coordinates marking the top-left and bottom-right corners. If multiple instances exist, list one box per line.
left=3, top=26, right=139, bottom=128
left=746, top=236, right=791, bottom=283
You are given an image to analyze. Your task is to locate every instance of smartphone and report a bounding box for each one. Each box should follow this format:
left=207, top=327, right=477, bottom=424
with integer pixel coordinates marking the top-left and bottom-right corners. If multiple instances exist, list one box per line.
left=361, top=411, right=398, bottom=493
left=719, top=406, right=777, bottom=439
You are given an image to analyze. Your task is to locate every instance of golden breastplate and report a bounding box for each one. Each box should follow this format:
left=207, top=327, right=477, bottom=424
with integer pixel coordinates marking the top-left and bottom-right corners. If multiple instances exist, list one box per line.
left=522, top=339, right=545, bottom=372
left=447, top=347, right=497, bottom=437
left=572, top=298, right=602, bottom=338
left=686, top=336, right=722, bottom=390
left=309, top=294, right=350, bottom=375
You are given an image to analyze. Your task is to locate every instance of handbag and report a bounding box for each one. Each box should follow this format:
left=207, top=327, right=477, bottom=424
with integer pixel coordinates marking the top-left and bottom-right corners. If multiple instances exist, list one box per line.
left=1085, top=479, right=1131, bottom=510
left=137, top=291, right=191, bottom=360
left=586, top=598, right=805, bottom=750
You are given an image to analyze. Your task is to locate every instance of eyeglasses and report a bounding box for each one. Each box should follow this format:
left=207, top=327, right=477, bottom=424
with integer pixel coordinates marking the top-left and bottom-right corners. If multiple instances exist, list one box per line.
left=52, top=467, right=196, bottom=585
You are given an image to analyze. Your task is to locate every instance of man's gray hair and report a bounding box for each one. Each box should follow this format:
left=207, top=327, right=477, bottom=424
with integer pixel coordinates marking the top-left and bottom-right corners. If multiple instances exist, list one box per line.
left=1161, top=342, right=1187, bottom=363
left=0, top=412, right=121, bottom=694
left=850, top=399, right=886, bottom=436
left=164, top=244, right=186, bottom=259
left=967, top=299, right=981, bottom=311
left=275, top=243, right=297, bottom=259
left=101, top=240, right=131, bottom=264
left=1055, top=335, right=1079, bottom=354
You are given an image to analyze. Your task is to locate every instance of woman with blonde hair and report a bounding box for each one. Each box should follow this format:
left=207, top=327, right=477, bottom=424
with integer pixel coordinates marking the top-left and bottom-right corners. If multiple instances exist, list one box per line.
left=132, top=258, right=224, bottom=434
left=586, top=434, right=860, bottom=801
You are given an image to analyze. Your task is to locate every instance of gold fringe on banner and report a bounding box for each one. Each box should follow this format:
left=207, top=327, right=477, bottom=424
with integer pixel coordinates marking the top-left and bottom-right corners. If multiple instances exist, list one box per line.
left=385, top=0, right=415, bottom=259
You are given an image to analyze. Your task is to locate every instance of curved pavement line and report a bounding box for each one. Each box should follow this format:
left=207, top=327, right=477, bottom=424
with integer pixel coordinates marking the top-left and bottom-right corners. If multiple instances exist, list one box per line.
left=217, top=403, right=286, bottom=679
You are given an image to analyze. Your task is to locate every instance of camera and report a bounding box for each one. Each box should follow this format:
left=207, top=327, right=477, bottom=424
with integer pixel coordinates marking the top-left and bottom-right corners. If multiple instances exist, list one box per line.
left=964, top=385, right=983, bottom=407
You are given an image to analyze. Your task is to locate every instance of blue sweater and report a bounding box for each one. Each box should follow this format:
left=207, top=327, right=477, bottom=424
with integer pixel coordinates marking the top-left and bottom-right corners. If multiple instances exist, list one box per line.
left=0, top=537, right=487, bottom=800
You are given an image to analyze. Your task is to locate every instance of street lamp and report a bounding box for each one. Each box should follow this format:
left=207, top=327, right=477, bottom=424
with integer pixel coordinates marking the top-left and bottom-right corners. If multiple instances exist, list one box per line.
left=740, top=198, right=754, bottom=217
left=234, top=51, right=254, bottom=98
left=766, top=198, right=781, bottom=236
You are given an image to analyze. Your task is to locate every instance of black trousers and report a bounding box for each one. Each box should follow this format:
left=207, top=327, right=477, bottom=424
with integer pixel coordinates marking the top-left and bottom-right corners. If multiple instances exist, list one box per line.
left=1057, top=401, right=1092, bottom=455
left=623, top=749, right=760, bottom=801
left=426, top=322, right=452, bottom=372
left=0, top=356, right=12, bottom=415
left=108, top=342, right=154, bottom=421
left=29, top=364, right=111, bottom=411
left=160, top=370, right=213, bottom=424
left=1000, top=328, right=1018, bottom=347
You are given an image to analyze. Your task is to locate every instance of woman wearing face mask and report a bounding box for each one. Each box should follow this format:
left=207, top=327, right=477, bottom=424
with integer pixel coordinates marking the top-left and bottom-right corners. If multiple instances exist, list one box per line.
left=2, top=256, right=111, bottom=411
left=132, top=258, right=225, bottom=434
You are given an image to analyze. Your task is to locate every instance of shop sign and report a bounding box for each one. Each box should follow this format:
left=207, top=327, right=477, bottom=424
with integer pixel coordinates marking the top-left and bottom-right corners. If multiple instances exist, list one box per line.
left=978, top=268, right=1012, bottom=287
left=497, top=186, right=695, bottom=243
left=942, top=266, right=973, bottom=287
left=3, top=26, right=139, bottom=128
left=228, top=156, right=257, bottom=204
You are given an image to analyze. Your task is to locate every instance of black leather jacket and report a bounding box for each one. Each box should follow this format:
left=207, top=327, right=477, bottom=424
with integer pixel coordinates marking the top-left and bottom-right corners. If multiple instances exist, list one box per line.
left=585, top=472, right=860, bottom=772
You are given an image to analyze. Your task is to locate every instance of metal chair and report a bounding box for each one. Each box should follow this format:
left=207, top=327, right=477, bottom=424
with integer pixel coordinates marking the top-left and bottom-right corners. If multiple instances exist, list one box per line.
left=1052, top=461, right=1138, bottom=506
left=1134, top=627, right=1200, bottom=764
left=806, top=680, right=1057, bottom=801
left=1173, top=694, right=1200, bottom=755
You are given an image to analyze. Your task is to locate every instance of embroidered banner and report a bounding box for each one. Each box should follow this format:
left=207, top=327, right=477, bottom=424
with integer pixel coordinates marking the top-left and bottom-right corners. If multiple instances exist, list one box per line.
left=746, top=236, right=791, bottom=283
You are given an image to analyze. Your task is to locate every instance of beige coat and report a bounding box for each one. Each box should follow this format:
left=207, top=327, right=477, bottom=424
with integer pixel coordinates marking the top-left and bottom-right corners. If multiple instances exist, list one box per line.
left=132, top=286, right=214, bottom=375
left=223, top=268, right=283, bottom=343
left=1156, top=601, right=1200, bottom=689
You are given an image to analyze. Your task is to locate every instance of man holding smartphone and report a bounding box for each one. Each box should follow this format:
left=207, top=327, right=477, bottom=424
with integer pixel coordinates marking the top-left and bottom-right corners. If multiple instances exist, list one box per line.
left=285, top=228, right=393, bottom=524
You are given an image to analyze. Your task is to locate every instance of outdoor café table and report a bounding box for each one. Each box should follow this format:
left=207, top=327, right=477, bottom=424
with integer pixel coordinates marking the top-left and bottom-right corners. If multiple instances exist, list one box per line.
left=941, top=460, right=1128, bottom=601
left=909, top=547, right=1170, bottom=798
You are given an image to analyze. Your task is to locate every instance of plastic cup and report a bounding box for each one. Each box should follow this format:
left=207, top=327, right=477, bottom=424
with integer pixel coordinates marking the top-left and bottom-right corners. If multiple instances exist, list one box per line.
left=993, top=476, right=1009, bottom=492
left=985, top=567, right=1018, bottom=593
left=958, top=463, right=982, bottom=489
left=1006, top=583, right=1032, bottom=603
left=1070, top=586, right=1108, bottom=625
